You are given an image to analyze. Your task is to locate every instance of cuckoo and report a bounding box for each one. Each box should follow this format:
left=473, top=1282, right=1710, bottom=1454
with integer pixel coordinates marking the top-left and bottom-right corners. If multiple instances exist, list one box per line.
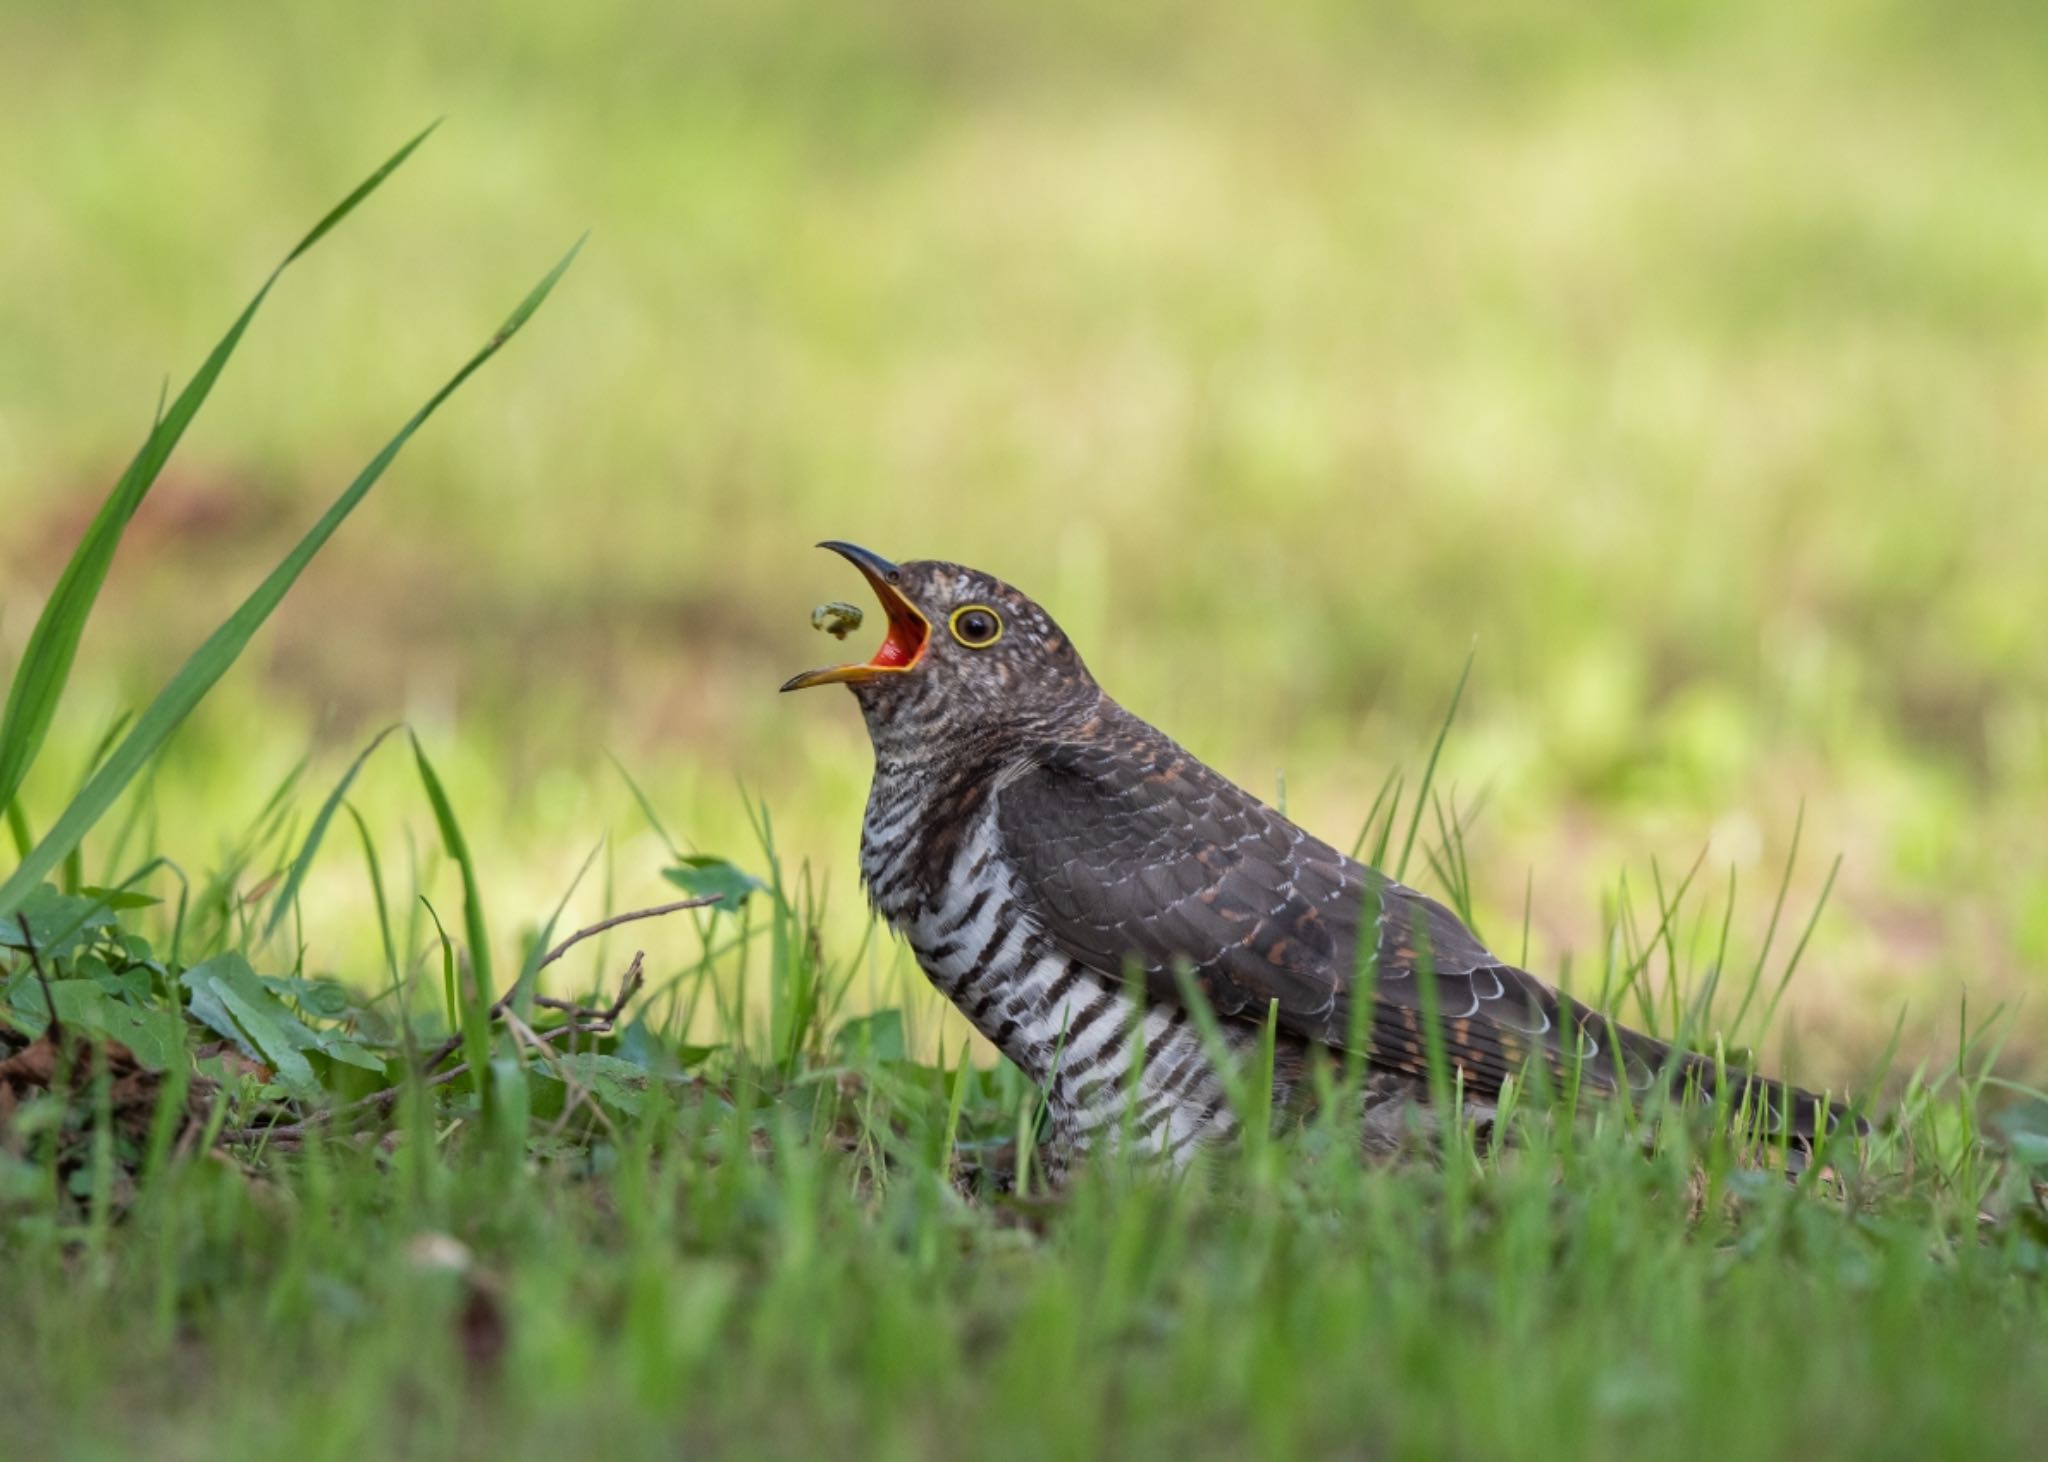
left=784, top=542, right=1856, bottom=1175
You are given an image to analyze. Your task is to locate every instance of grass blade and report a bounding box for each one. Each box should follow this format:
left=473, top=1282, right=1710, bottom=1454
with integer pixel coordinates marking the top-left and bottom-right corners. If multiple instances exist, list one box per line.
left=1395, top=647, right=1472, bottom=880
left=346, top=803, right=402, bottom=996
left=1347, top=764, right=1401, bottom=861
left=421, top=895, right=486, bottom=1088
left=264, top=724, right=401, bottom=938
left=410, top=732, right=495, bottom=1014
left=0, top=236, right=581, bottom=922
left=0, top=123, right=437, bottom=822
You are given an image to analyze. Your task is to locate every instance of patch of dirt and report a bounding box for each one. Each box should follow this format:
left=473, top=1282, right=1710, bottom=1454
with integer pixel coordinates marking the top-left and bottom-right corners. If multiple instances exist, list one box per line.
left=0, top=1021, right=214, bottom=1214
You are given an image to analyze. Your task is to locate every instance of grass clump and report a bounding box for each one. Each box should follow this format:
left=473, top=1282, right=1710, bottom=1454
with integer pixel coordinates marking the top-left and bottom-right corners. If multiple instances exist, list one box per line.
left=4, top=803, right=2046, bottom=1461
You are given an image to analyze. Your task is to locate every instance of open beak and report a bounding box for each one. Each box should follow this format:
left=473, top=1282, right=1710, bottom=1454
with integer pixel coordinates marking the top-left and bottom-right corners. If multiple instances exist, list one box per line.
left=780, top=542, right=932, bottom=691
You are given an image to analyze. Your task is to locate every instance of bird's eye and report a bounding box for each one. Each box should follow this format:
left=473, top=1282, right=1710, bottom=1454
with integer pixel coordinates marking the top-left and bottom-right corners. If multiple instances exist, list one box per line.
left=949, top=605, right=1003, bottom=649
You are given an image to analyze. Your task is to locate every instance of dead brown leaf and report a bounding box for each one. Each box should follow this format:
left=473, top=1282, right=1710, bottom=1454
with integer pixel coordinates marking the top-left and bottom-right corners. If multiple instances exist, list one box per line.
left=0, top=1029, right=217, bottom=1216
left=0, top=1036, right=64, bottom=1089
left=458, top=1276, right=509, bottom=1382
left=193, top=1040, right=272, bottom=1082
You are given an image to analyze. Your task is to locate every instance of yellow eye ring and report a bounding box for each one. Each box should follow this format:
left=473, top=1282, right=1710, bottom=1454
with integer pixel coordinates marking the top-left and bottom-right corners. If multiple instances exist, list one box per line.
left=949, top=604, right=1004, bottom=649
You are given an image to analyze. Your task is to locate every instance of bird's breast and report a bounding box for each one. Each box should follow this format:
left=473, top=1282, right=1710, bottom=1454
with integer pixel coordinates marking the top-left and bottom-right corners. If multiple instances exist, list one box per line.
left=865, top=778, right=1303, bottom=1167
left=861, top=781, right=1058, bottom=1065
left=857, top=763, right=942, bottom=926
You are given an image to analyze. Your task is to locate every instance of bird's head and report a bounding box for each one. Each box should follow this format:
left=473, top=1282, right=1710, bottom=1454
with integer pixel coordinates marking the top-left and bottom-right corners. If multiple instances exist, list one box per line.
left=781, top=542, right=1097, bottom=746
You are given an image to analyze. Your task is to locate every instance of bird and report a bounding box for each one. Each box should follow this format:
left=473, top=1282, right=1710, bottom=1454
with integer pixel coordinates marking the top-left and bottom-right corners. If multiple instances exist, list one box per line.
left=783, top=541, right=1859, bottom=1178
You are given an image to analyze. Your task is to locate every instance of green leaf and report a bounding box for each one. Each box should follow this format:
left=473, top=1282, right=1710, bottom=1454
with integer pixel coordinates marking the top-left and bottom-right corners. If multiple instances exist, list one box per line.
left=661, top=855, right=763, bottom=912
left=180, top=953, right=318, bottom=1090
left=81, top=956, right=153, bottom=1006
left=0, top=123, right=437, bottom=826
left=0, top=1153, right=47, bottom=1203
left=115, top=930, right=158, bottom=960
left=0, top=234, right=582, bottom=925
left=5, top=979, right=184, bottom=1071
left=180, top=973, right=253, bottom=1060
left=833, top=1009, right=906, bottom=1066
left=260, top=973, right=352, bottom=1018
left=312, top=1033, right=390, bottom=1074
left=537, top=1052, right=690, bottom=1117
left=0, top=884, right=122, bottom=960
left=616, top=1013, right=717, bottom=1072
left=490, top=1053, right=532, bottom=1163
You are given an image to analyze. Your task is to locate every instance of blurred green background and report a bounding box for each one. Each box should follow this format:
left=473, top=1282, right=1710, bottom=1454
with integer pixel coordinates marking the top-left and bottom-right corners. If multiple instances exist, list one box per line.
left=3, top=0, right=2044, bottom=1081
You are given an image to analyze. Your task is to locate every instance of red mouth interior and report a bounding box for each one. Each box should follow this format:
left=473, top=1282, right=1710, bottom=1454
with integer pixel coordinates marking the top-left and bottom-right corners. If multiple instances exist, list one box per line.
left=865, top=596, right=929, bottom=669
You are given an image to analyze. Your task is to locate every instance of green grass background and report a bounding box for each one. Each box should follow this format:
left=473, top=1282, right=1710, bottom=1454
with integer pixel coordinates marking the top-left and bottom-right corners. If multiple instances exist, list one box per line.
left=3, top=0, right=2046, bottom=1078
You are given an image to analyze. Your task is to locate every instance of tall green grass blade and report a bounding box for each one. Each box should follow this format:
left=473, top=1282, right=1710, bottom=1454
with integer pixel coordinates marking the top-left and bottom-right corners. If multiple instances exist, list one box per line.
left=1394, top=647, right=1472, bottom=880
left=346, top=803, right=401, bottom=997
left=95, top=758, right=160, bottom=890
left=1245, top=997, right=1280, bottom=1177
left=1336, top=882, right=1383, bottom=1110
left=1726, top=803, right=1805, bottom=1040
left=610, top=753, right=686, bottom=861
left=5, top=798, right=30, bottom=862
left=0, top=237, right=581, bottom=923
left=1171, top=962, right=1257, bottom=1136
left=421, top=895, right=487, bottom=1091
left=1365, top=773, right=1404, bottom=869
left=1422, top=788, right=1480, bottom=927
left=939, top=1038, right=973, bottom=1179
left=1750, top=852, right=1843, bottom=1048
left=1347, top=765, right=1401, bottom=861
left=265, top=724, right=400, bottom=938
left=63, top=708, right=136, bottom=894
left=1518, top=867, right=1534, bottom=968
left=509, top=837, right=604, bottom=1016
left=0, top=123, right=437, bottom=823
left=410, top=733, right=495, bottom=1014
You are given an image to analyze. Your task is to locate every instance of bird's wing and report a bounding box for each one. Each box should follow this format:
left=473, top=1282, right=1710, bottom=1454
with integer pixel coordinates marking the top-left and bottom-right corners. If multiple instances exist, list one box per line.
left=994, top=735, right=1662, bottom=1102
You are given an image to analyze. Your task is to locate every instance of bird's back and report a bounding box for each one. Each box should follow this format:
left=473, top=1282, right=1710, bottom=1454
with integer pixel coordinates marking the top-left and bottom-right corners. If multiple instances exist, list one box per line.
left=1009, top=705, right=1853, bottom=1155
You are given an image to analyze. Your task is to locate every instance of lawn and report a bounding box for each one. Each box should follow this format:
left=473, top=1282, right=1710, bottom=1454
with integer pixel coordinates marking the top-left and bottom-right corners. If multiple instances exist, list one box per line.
left=5, top=837, right=2045, bottom=1460
left=3, top=1, right=2046, bottom=1457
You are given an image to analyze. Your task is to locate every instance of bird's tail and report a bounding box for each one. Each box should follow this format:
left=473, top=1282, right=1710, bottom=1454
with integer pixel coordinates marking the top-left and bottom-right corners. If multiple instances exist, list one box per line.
left=1608, top=1020, right=1868, bottom=1154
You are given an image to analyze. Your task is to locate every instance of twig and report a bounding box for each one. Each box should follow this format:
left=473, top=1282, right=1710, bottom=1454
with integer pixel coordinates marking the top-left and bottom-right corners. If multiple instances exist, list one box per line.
left=221, top=948, right=653, bottom=1145
left=15, top=914, right=61, bottom=1038
left=416, top=897, right=715, bottom=1073
left=533, top=899, right=717, bottom=973
left=502, top=1006, right=623, bottom=1143
left=535, top=950, right=646, bottom=1022
left=222, top=1051, right=474, bottom=1144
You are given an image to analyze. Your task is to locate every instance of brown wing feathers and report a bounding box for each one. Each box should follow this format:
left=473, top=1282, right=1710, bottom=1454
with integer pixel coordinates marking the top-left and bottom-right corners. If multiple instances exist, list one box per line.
left=998, top=720, right=1855, bottom=1142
